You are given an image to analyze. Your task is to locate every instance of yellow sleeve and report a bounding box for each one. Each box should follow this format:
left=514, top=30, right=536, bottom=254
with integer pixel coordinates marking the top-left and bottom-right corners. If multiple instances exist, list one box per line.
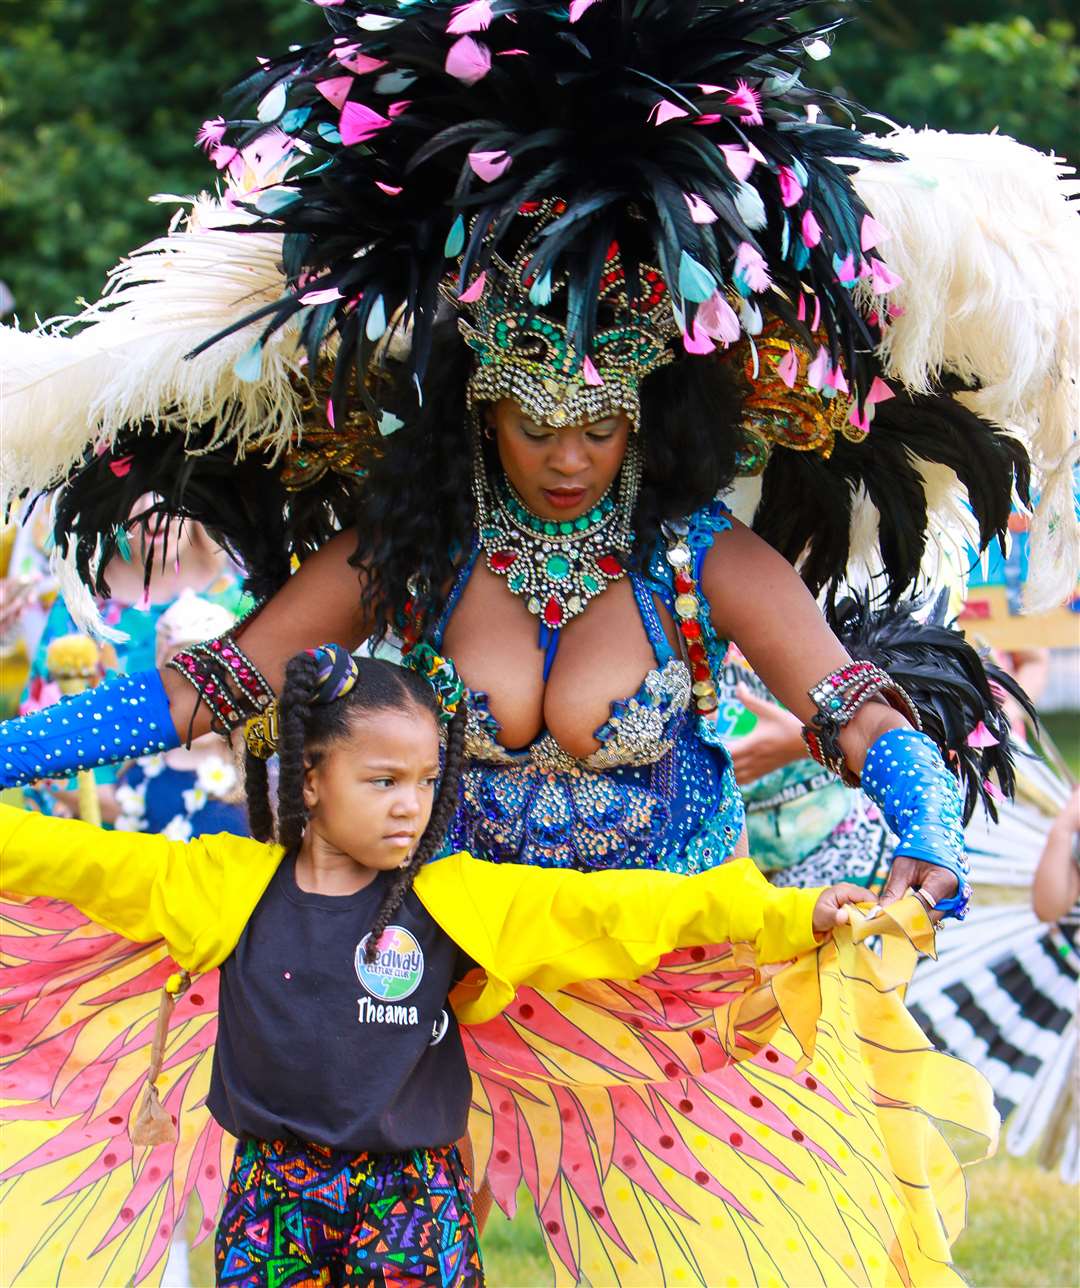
left=0, top=803, right=281, bottom=972
left=414, top=853, right=823, bottom=1024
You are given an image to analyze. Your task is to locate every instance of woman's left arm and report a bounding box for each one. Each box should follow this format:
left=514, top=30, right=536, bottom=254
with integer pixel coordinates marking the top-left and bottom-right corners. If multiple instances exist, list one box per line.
left=702, top=520, right=962, bottom=915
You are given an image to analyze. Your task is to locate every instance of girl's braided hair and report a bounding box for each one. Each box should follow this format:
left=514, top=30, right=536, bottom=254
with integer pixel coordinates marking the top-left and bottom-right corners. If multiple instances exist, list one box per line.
left=244, top=646, right=468, bottom=962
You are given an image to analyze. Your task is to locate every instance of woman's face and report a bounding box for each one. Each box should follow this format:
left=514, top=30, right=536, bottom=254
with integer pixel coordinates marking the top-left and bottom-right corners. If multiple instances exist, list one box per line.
left=488, top=399, right=630, bottom=522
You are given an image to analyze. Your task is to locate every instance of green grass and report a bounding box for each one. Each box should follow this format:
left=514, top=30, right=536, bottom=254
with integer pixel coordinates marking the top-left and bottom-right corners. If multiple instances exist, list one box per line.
left=477, top=1149, right=1080, bottom=1287
left=1040, top=711, right=1080, bottom=781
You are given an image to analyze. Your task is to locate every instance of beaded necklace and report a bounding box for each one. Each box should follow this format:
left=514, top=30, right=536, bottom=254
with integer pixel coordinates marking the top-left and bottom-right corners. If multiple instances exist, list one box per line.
left=473, top=441, right=641, bottom=673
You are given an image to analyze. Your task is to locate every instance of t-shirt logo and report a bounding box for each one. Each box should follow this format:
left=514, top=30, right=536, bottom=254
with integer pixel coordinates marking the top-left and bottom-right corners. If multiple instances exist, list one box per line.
left=354, top=926, right=425, bottom=1001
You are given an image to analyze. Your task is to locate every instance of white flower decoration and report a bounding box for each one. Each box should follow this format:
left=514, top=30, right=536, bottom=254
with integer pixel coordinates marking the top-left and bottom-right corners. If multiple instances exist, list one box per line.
left=196, top=756, right=238, bottom=799
left=140, top=754, right=167, bottom=779
left=115, top=782, right=147, bottom=818
left=114, top=813, right=147, bottom=833
left=182, top=786, right=208, bottom=815
left=162, top=815, right=193, bottom=842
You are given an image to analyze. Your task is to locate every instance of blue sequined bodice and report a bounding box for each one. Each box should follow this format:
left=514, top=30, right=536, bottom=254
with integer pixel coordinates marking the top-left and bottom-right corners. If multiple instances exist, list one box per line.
left=436, top=504, right=744, bottom=873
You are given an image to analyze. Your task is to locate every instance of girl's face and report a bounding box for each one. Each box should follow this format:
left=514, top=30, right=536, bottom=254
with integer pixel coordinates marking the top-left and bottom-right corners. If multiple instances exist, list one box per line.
left=302, top=706, right=441, bottom=870
left=488, top=399, right=630, bottom=521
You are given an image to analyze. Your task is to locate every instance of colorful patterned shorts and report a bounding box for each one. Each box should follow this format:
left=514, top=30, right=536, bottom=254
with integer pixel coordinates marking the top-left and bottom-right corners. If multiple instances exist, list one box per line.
left=215, top=1137, right=483, bottom=1287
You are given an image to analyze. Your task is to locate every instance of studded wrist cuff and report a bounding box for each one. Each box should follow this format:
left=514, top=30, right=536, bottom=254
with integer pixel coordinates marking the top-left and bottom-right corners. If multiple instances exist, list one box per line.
left=0, top=670, right=177, bottom=789
left=862, top=728, right=970, bottom=920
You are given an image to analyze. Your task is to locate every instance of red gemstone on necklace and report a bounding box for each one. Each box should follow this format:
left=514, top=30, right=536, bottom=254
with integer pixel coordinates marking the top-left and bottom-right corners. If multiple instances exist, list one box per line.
left=490, top=550, right=518, bottom=571
left=692, top=662, right=711, bottom=683
left=543, top=598, right=564, bottom=628
left=674, top=571, right=694, bottom=594
left=597, top=554, right=623, bottom=577
left=687, top=642, right=707, bottom=662
left=679, top=620, right=702, bottom=640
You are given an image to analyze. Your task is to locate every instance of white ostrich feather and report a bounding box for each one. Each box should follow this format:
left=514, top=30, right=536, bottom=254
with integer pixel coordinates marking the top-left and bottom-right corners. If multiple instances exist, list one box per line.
left=0, top=193, right=306, bottom=507
left=851, top=129, right=1080, bottom=610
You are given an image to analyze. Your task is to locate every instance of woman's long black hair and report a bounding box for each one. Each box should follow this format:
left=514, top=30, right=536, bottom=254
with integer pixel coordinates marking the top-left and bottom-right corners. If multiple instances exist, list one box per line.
left=349, top=319, right=747, bottom=642
left=245, top=649, right=468, bottom=961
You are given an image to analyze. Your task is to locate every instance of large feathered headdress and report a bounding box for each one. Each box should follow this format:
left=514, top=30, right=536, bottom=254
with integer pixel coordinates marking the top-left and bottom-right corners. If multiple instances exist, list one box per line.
left=1, top=3, right=1076, bottom=632
left=196, top=0, right=898, bottom=418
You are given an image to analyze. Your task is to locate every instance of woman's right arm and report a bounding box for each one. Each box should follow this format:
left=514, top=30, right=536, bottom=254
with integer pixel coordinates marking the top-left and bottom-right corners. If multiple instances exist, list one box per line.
left=1, top=530, right=370, bottom=786
left=163, top=528, right=371, bottom=739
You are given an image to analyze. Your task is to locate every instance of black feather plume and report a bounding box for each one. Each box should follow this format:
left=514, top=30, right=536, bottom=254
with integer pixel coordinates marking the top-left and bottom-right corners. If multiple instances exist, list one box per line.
left=192, top=0, right=898, bottom=413
left=827, top=591, right=1037, bottom=823
left=752, top=389, right=1031, bottom=601
left=46, top=425, right=360, bottom=605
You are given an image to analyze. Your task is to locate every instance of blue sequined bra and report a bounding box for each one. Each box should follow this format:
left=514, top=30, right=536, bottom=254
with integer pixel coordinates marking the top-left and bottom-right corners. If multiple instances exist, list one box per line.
left=435, top=503, right=745, bottom=873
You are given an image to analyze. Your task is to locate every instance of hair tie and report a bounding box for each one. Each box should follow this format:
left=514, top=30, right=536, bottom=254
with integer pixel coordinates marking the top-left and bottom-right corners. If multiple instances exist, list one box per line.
left=402, top=643, right=465, bottom=724
left=305, top=643, right=359, bottom=705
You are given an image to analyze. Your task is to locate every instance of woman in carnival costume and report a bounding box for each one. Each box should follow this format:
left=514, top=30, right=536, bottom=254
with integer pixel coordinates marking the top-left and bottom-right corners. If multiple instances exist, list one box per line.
left=1, top=1, right=1078, bottom=1284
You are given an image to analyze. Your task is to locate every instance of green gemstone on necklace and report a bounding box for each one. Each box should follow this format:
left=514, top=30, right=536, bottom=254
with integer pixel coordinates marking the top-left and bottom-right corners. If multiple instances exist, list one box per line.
left=558, top=520, right=574, bottom=535
left=588, top=507, right=602, bottom=524
left=582, top=573, right=600, bottom=594
left=546, top=554, right=571, bottom=579
left=543, top=521, right=557, bottom=536
left=508, top=571, right=525, bottom=592
left=574, top=516, right=590, bottom=531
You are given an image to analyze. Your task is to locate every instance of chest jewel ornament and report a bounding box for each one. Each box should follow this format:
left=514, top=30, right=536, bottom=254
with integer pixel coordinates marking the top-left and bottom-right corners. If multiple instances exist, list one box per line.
left=472, top=438, right=642, bottom=645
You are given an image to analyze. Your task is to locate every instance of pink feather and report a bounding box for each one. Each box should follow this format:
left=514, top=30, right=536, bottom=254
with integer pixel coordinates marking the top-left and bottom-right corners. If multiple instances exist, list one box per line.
left=725, top=80, right=763, bottom=126
left=582, top=356, right=604, bottom=386
left=807, top=346, right=830, bottom=390
left=870, top=259, right=903, bottom=294
left=866, top=376, right=895, bottom=406
left=719, top=145, right=755, bottom=182
left=777, top=345, right=799, bottom=388
left=696, top=291, right=742, bottom=344
left=860, top=214, right=889, bottom=252
left=330, top=47, right=386, bottom=74
left=967, top=721, right=1001, bottom=749
left=315, top=76, right=353, bottom=109
left=458, top=272, right=487, bottom=304
left=569, top=0, right=600, bottom=20
left=650, top=99, right=689, bottom=126
left=468, top=150, right=512, bottom=182
left=445, top=35, right=492, bottom=84
left=447, top=0, right=493, bottom=34
left=777, top=165, right=803, bottom=207
left=682, top=321, right=717, bottom=355
left=339, top=102, right=390, bottom=145
left=801, top=209, right=822, bottom=248
left=684, top=193, right=717, bottom=224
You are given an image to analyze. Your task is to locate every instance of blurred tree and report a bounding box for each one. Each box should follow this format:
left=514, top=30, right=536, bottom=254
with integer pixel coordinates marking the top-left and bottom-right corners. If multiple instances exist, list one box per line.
left=816, top=3, right=1078, bottom=158
left=0, top=0, right=318, bottom=319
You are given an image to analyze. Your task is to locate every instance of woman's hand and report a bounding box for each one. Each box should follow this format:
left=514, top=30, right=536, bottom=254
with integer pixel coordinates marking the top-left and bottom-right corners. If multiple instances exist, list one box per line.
left=812, top=882, right=875, bottom=934
left=726, top=684, right=805, bottom=785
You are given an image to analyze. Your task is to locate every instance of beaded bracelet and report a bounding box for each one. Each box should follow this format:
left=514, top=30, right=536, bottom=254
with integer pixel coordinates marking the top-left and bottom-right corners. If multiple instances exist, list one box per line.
left=189, top=636, right=275, bottom=715
left=802, top=660, right=921, bottom=787
left=167, top=626, right=274, bottom=737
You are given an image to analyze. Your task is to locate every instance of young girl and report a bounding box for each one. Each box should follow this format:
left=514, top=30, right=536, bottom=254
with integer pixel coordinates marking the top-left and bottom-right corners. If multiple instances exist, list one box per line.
left=0, top=644, right=866, bottom=1287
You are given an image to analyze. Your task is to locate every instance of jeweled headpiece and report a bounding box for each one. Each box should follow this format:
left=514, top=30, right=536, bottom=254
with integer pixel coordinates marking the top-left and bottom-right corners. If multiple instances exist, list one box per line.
left=455, top=205, right=678, bottom=429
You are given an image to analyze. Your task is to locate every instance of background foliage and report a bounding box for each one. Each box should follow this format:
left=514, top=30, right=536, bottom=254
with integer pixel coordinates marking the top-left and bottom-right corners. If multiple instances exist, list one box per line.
left=0, top=1, right=1077, bottom=319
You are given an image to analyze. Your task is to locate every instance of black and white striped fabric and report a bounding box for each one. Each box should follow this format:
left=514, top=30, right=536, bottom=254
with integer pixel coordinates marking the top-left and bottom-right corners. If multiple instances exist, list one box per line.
left=906, top=749, right=1078, bottom=1183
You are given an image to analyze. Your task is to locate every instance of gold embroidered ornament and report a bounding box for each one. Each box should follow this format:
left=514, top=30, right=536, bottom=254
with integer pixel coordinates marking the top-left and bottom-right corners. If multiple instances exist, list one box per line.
left=736, top=323, right=866, bottom=475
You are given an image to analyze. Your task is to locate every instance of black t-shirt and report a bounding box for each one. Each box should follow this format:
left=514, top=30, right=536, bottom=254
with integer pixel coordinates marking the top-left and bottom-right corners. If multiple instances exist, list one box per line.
left=208, top=857, right=473, bottom=1153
